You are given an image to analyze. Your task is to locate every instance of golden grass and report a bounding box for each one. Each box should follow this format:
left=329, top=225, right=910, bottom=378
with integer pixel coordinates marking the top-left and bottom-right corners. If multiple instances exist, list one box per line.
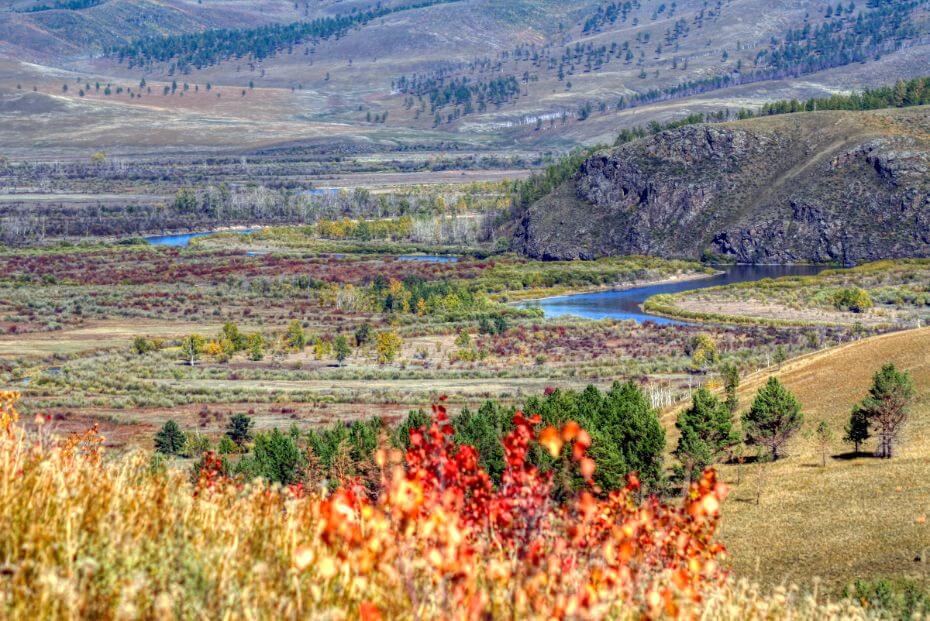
left=0, top=392, right=871, bottom=620
left=716, top=328, right=930, bottom=590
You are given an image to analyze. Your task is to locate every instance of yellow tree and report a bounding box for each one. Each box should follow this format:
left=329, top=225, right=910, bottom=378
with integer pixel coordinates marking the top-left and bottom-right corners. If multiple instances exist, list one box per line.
left=375, top=330, right=402, bottom=364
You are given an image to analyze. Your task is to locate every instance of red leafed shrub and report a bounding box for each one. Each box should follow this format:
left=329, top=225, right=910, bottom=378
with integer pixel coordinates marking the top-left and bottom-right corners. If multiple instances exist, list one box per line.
left=305, top=401, right=730, bottom=619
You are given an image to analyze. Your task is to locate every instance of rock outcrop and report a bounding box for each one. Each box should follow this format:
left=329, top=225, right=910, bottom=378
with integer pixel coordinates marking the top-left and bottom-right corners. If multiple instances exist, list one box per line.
left=514, top=110, right=930, bottom=264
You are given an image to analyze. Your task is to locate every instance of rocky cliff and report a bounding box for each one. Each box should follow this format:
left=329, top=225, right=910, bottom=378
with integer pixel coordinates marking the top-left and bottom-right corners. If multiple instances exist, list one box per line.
left=514, top=108, right=930, bottom=264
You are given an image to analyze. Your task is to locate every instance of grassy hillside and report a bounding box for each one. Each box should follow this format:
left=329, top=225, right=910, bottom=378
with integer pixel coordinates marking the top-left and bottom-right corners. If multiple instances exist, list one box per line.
left=3, top=0, right=930, bottom=155
left=713, top=328, right=930, bottom=591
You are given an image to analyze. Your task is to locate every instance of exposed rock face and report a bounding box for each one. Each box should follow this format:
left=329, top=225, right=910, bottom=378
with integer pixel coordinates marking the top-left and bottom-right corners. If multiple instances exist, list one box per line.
left=514, top=114, right=930, bottom=264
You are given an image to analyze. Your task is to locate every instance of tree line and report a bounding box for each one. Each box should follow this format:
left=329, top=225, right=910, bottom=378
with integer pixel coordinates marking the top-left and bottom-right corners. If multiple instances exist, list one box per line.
left=153, top=359, right=916, bottom=500
left=736, top=75, right=930, bottom=118
left=17, top=0, right=102, bottom=11
left=108, top=0, right=464, bottom=71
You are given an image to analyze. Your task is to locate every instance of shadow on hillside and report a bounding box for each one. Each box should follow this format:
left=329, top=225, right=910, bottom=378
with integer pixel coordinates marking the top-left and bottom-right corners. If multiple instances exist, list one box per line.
left=831, top=451, right=880, bottom=461
left=723, top=454, right=775, bottom=465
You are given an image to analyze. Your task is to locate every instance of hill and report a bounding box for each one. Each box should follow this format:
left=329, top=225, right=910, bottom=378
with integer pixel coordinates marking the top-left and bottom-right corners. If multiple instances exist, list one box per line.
left=711, top=327, right=930, bottom=591
left=513, top=106, right=930, bottom=264
left=3, top=0, right=930, bottom=156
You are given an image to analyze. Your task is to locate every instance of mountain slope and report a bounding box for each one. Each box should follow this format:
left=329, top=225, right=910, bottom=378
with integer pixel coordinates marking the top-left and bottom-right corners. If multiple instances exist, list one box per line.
left=514, top=106, right=930, bottom=264
left=4, top=0, right=930, bottom=155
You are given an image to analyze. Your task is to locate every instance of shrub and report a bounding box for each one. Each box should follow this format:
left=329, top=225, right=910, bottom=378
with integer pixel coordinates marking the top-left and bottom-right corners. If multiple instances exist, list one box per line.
left=375, top=330, right=402, bottom=364
left=286, top=320, right=307, bottom=350
left=0, top=392, right=872, bottom=619
left=524, top=382, right=666, bottom=491
left=217, top=435, right=237, bottom=455
left=238, top=428, right=305, bottom=485
left=843, top=579, right=930, bottom=619
left=832, top=287, right=873, bottom=313
left=225, top=413, right=254, bottom=448
left=183, top=432, right=212, bottom=458
left=132, top=336, right=157, bottom=355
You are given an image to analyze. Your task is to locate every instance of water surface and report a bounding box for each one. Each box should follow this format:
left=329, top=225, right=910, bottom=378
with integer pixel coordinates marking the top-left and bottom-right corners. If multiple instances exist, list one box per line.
left=518, top=265, right=830, bottom=325
left=144, top=228, right=256, bottom=247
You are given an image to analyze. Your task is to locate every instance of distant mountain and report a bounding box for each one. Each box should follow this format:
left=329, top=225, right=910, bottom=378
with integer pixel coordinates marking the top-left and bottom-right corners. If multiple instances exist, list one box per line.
left=513, top=106, right=930, bottom=264
left=3, top=0, right=930, bottom=155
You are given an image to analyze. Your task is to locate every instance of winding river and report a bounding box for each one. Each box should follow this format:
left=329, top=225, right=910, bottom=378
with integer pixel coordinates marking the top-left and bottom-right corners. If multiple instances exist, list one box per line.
left=517, top=265, right=831, bottom=325
left=143, top=229, right=829, bottom=325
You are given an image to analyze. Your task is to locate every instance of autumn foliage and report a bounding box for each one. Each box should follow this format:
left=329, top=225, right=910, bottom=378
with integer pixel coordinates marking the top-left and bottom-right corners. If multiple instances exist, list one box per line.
left=299, top=402, right=730, bottom=619
left=0, top=390, right=859, bottom=619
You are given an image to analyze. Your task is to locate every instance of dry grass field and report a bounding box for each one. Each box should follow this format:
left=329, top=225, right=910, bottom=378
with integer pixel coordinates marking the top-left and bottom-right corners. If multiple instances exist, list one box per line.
left=715, top=328, right=930, bottom=590
left=0, top=320, right=233, bottom=357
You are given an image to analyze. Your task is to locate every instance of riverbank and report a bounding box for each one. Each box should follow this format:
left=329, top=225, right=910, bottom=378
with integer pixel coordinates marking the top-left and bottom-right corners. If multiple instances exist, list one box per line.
left=504, top=269, right=719, bottom=304
left=644, top=261, right=928, bottom=328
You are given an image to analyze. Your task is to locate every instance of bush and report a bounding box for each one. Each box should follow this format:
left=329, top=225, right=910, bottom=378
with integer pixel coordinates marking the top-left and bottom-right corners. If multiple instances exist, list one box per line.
left=375, top=330, right=402, bottom=364
left=183, top=432, right=212, bottom=458
left=843, top=579, right=930, bottom=619
left=237, top=428, right=305, bottom=485
left=832, top=287, right=873, bottom=313
left=524, top=382, right=666, bottom=491
left=0, top=392, right=751, bottom=620
left=132, top=337, right=157, bottom=355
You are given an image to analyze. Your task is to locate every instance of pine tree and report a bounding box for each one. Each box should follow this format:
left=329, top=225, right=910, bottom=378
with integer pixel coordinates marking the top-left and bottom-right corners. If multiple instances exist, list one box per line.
left=154, top=420, right=186, bottom=455
left=225, top=413, right=254, bottom=448
left=334, top=334, right=351, bottom=366
left=855, top=364, right=914, bottom=459
left=742, top=377, right=803, bottom=460
left=721, top=362, right=740, bottom=414
left=674, top=388, right=738, bottom=481
left=843, top=406, right=870, bottom=455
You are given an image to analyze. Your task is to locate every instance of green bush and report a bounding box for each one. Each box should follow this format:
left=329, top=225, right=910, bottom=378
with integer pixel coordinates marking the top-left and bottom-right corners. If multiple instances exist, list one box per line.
left=832, top=287, right=873, bottom=313
left=236, top=429, right=305, bottom=485
left=524, top=382, right=666, bottom=492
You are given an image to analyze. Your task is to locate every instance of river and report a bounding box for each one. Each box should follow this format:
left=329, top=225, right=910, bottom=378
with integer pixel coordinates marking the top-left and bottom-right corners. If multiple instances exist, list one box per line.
left=144, top=229, right=257, bottom=247
left=517, top=265, right=831, bottom=325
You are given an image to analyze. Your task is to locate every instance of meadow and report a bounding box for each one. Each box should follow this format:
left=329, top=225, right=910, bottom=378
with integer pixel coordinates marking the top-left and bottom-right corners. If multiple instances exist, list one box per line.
left=0, top=232, right=863, bottom=449
left=1, top=225, right=928, bottom=617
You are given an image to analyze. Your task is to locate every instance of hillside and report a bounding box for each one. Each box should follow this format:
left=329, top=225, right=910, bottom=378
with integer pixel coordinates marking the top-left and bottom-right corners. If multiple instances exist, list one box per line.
left=3, top=0, right=930, bottom=156
left=514, top=106, right=930, bottom=264
left=713, top=327, right=930, bottom=589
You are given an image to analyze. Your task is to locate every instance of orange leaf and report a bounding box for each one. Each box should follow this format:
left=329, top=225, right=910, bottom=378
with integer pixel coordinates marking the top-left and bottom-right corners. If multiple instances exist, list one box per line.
left=575, top=429, right=592, bottom=448
left=580, top=457, right=596, bottom=480
left=539, top=426, right=563, bottom=458
left=561, top=420, right=581, bottom=441
left=360, top=602, right=382, bottom=621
